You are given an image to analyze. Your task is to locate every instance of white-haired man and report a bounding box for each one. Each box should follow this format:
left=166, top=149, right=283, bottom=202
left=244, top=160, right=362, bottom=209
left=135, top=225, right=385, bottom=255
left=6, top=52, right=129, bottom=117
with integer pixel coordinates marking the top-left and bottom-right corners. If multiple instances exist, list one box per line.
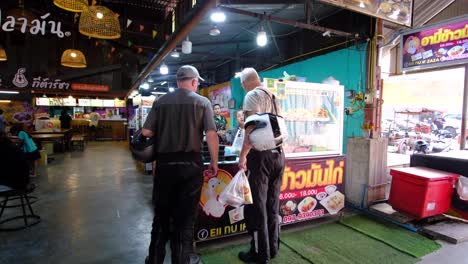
left=238, top=67, right=285, bottom=264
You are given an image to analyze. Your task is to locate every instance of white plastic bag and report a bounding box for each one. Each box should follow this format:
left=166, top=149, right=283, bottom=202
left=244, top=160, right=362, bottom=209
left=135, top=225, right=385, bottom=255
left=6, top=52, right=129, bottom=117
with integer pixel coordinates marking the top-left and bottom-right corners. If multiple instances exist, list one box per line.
left=219, top=170, right=253, bottom=207
left=457, top=177, right=468, bottom=201
left=231, top=129, right=245, bottom=154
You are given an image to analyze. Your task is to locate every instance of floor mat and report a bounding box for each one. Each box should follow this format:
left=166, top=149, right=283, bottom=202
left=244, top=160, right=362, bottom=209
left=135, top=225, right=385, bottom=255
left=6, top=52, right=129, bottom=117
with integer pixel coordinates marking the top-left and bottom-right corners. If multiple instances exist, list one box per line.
left=200, top=222, right=418, bottom=264
left=340, top=215, right=441, bottom=258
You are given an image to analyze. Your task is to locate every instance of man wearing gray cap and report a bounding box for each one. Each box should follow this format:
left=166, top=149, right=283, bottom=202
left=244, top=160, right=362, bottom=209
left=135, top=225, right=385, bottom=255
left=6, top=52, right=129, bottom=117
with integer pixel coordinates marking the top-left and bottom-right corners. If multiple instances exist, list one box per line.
left=142, top=65, right=219, bottom=264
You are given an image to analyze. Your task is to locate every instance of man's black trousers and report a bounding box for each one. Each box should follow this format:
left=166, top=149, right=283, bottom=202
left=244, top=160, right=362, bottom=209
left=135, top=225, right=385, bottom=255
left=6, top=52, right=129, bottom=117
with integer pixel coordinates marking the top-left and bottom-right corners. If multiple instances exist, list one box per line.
left=245, top=149, right=285, bottom=263
left=147, top=157, right=203, bottom=264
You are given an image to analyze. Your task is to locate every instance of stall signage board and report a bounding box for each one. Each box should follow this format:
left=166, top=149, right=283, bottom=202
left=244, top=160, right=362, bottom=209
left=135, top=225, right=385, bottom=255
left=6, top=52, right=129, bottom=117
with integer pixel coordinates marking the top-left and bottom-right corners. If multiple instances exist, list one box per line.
left=195, top=156, right=345, bottom=241
left=71, top=83, right=110, bottom=92
left=63, top=97, right=76, bottom=106
left=318, top=0, right=413, bottom=27
left=401, top=16, right=468, bottom=71
left=91, top=99, right=103, bottom=107
left=36, top=97, right=50, bottom=106
left=78, top=99, right=91, bottom=106
left=115, top=99, right=126, bottom=107
left=102, top=99, right=115, bottom=107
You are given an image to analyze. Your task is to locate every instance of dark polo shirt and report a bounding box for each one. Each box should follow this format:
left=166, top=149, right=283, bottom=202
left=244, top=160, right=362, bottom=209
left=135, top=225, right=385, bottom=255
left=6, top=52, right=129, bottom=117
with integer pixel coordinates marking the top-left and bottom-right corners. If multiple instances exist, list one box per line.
left=143, top=88, right=216, bottom=156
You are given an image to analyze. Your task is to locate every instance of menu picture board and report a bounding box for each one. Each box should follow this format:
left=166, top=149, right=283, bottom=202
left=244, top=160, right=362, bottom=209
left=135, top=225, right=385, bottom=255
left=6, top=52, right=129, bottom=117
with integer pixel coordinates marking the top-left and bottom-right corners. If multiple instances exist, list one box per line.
left=78, top=99, right=91, bottom=106
left=102, top=99, right=115, bottom=107
left=91, top=99, right=103, bottom=107
left=63, top=97, right=77, bottom=106
left=114, top=99, right=126, bottom=107
left=401, top=16, right=468, bottom=71
left=318, top=0, right=413, bottom=27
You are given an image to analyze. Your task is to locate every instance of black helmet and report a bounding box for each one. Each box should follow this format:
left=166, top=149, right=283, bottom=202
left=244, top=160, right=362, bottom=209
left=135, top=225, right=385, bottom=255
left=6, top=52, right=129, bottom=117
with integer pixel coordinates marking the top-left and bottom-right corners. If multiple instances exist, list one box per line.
left=130, top=129, right=156, bottom=162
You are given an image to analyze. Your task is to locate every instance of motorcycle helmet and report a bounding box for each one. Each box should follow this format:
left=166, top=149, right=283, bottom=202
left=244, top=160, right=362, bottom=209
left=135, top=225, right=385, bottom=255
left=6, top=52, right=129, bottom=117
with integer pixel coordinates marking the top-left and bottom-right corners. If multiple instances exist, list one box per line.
left=130, top=129, right=156, bottom=162
left=244, top=113, right=288, bottom=151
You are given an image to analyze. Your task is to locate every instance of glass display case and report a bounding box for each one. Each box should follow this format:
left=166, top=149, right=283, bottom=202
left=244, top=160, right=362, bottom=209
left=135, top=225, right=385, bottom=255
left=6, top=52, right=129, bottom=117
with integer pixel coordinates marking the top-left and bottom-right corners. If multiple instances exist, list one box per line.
left=271, top=80, right=344, bottom=157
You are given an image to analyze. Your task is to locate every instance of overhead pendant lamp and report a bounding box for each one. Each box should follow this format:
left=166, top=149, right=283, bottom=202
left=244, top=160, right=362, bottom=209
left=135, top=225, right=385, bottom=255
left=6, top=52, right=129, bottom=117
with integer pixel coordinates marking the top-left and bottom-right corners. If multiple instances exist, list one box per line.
left=182, top=37, right=192, bottom=54
left=79, top=6, right=121, bottom=39
left=53, top=0, right=89, bottom=12
left=209, top=25, right=221, bottom=36
left=160, top=63, right=169, bottom=75
left=0, top=46, right=7, bottom=61
left=61, top=49, right=87, bottom=68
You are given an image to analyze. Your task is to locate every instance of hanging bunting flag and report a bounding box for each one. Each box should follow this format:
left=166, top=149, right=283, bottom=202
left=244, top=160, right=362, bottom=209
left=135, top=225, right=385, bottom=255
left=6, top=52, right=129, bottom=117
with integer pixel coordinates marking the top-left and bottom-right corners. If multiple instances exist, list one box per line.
left=111, top=47, right=116, bottom=53
left=128, top=40, right=133, bottom=47
left=127, top=19, right=132, bottom=28
left=139, top=25, right=145, bottom=32
left=152, top=30, right=158, bottom=39
left=137, top=47, right=143, bottom=54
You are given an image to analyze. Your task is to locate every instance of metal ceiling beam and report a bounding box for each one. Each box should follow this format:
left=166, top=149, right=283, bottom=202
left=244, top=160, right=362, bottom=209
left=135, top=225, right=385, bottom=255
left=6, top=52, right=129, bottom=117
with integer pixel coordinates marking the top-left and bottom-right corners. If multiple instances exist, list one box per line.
left=128, top=0, right=217, bottom=95
left=219, top=6, right=353, bottom=37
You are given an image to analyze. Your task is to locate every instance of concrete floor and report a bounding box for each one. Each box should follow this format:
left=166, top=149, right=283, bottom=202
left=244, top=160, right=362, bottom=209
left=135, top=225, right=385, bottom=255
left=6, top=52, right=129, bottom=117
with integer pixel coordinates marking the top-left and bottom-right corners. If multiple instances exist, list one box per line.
left=1, top=142, right=467, bottom=264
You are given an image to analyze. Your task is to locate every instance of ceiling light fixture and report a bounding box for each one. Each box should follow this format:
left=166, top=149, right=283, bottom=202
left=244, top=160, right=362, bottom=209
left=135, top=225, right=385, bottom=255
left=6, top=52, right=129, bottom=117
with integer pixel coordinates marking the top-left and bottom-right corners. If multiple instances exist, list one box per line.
left=141, top=83, right=150, bottom=89
left=209, top=25, right=221, bottom=36
left=0, top=90, right=19, bottom=94
left=148, top=78, right=154, bottom=83
left=160, top=63, right=169, bottom=75
left=169, top=87, right=175, bottom=92
left=96, top=12, right=104, bottom=19
left=210, top=9, right=226, bottom=23
left=359, top=1, right=365, bottom=8
left=171, top=49, right=180, bottom=58
left=182, top=37, right=192, bottom=54
left=256, top=26, right=267, bottom=47
left=61, top=49, right=87, bottom=68
left=0, top=100, right=12, bottom=103
left=160, top=81, right=167, bottom=85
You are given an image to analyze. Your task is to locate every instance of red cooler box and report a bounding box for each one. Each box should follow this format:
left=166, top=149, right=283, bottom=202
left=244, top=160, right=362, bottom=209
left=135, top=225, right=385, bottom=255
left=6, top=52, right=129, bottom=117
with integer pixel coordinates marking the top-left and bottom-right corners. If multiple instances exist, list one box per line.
left=389, top=167, right=459, bottom=219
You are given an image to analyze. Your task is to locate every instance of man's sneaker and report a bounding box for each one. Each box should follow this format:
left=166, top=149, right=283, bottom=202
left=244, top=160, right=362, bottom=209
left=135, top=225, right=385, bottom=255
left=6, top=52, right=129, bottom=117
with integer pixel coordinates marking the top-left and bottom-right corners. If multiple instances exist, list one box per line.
left=238, top=250, right=257, bottom=263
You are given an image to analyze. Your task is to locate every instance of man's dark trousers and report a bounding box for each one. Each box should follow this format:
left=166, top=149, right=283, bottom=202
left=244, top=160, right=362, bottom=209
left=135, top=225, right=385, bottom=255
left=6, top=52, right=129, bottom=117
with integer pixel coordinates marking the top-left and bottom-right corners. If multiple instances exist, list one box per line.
left=245, top=149, right=285, bottom=263
left=147, top=155, right=203, bottom=264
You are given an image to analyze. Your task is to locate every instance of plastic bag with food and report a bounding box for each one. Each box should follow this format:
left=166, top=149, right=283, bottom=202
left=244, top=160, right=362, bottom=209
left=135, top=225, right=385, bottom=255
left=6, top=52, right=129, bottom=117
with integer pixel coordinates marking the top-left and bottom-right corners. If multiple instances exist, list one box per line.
left=219, top=170, right=253, bottom=207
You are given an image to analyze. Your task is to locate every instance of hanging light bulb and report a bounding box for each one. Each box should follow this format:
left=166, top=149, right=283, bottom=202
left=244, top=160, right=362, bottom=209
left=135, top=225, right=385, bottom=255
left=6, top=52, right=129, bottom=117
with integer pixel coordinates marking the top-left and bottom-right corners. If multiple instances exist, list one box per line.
left=160, top=63, right=169, bottom=75
left=209, top=25, right=221, bottom=36
left=210, top=9, right=226, bottom=23
left=96, top=12, right=104, bottom=19
left=359, top=1, right=365, bottom=8
left=256, top=26, right=267, bottom=47
left=171, top=49, right=180, bottom=58
left=182, top=37, right=192, bottom=54
left=169, top=87, right=175, bottom=92
left=140, top=83, right=150, bottom=89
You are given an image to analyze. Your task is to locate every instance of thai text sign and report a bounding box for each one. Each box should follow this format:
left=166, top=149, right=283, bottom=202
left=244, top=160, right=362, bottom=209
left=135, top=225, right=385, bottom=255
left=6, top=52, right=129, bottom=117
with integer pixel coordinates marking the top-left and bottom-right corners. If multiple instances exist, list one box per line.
left=401, top=16, right=468, bottom=71
left=195, top=156, right=345, bottom=241
left=72, top=83, right=110, bottom=92
left=0, top=9, right=70, bottom=38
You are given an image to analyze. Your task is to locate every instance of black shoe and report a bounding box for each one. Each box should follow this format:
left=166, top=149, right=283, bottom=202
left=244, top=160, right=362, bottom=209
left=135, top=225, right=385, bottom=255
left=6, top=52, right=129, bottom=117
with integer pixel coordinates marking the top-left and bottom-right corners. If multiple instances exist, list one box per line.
left=238, top=250, right=257, bottom=263
left=145, top=256, right=149, bottom=264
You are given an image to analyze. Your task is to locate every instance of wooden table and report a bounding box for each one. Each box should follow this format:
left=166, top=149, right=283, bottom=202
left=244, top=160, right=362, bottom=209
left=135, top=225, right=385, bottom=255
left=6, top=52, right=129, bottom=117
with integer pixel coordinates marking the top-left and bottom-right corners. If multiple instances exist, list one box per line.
left=31, top=128, right=72, bottom=151
left=31, top=134, right=66, bottom=152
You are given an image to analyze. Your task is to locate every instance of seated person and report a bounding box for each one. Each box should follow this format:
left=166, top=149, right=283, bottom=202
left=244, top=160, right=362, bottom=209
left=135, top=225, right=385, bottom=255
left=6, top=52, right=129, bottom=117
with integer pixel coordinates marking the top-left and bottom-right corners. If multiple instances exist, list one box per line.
left=226, top=109, right=245, bottom=145
left=0, top=131, right=29, bottom=190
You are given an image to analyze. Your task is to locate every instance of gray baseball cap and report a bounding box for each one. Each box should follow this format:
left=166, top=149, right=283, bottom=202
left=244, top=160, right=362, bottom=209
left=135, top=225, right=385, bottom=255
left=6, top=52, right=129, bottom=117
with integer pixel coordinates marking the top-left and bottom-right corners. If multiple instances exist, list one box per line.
left=176, top=65, right=205, bottom=81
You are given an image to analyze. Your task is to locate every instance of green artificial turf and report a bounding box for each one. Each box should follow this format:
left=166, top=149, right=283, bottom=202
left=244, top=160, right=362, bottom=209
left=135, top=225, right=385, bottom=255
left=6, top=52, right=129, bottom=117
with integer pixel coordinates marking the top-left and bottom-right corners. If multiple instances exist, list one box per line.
left=200, top=219, right=426, bottom=264
left=340, top=215, right=442, bottom=258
